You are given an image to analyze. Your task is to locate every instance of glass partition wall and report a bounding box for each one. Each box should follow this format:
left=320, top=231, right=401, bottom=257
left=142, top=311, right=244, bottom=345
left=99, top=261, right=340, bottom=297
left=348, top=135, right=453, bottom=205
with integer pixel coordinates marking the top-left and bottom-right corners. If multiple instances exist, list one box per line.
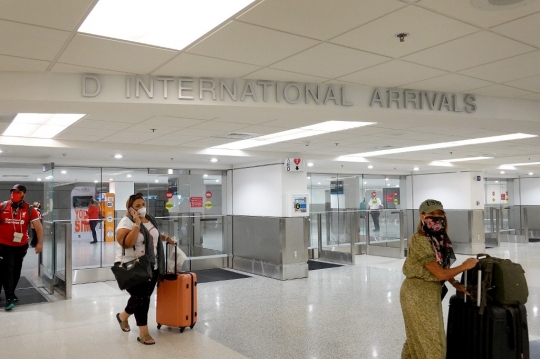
left=308, top=173, right=406, bottom=261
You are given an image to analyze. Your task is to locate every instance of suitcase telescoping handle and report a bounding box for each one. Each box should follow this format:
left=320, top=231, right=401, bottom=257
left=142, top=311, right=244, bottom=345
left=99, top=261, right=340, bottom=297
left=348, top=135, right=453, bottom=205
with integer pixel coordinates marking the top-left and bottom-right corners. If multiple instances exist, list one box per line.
left=463, top=268, right=482, bottom=307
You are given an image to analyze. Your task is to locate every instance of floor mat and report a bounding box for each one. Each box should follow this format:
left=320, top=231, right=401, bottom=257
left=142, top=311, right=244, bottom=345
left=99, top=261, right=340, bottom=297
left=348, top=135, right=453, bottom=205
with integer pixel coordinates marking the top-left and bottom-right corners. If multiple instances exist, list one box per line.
left=529, top=238, right=540, bottom=243
left=194, top=268, right=252, bottom=284
left=0, top=276, right=49, bottom=307
left=308, top=260, right=343, bottom=271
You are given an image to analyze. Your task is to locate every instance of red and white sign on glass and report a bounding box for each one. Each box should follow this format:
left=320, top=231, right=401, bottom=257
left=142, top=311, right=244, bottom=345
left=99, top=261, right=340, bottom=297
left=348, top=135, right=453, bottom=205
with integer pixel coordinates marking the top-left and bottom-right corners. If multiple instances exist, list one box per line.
left=166, top=191, right=173, bottom=199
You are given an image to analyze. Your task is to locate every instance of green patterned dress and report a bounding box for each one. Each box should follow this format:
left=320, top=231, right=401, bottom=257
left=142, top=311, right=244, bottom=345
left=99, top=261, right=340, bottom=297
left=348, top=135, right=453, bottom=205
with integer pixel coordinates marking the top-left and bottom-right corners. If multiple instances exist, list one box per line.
left=400, top=233, right=446, bottom=359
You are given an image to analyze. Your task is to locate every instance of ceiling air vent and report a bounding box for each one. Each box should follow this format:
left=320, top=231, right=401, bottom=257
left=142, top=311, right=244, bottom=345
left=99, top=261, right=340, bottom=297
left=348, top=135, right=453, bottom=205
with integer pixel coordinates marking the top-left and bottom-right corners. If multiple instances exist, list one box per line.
left=213, top=132, right=261, bottom=140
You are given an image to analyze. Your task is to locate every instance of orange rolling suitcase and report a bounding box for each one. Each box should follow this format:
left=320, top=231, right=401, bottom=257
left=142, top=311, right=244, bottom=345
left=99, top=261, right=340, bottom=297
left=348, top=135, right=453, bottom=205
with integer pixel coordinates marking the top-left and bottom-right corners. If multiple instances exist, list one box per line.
left=156, top=245, right=197, bottom=333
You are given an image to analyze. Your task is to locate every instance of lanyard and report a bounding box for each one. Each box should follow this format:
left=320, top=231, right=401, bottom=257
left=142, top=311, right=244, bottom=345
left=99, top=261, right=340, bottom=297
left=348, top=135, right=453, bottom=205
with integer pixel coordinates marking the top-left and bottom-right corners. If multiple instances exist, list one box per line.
left=10, top=205, right=23, bottom=233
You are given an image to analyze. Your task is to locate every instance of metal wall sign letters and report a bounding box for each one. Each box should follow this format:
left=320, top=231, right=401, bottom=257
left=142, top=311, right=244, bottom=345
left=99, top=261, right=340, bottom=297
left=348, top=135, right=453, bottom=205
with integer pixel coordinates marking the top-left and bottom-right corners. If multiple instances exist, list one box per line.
left=370, top=88, right=477, bottom=113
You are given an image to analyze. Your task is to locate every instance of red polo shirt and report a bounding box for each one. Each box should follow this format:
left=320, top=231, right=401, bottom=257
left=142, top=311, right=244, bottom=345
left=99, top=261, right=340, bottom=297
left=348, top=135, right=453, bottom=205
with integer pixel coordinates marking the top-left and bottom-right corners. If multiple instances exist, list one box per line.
left=0, top=201, right=41, bottom=246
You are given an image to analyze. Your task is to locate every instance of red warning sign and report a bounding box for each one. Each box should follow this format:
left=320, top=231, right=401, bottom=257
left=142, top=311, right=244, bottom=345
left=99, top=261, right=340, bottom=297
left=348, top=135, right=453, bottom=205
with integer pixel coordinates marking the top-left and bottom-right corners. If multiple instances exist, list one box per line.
left=166, top=191, right=173, bottom=199
left=190, top=197, right=203, bottom=208
left=205, top=191, right=212, bottom=199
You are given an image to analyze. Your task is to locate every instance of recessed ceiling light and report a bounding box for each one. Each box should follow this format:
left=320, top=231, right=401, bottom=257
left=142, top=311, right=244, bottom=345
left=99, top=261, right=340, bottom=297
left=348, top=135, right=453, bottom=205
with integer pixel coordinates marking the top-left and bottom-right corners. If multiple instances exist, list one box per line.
left=212, top=121, right=376, bottom=150
left=500, top=161, right=540, bottom=168
left=216, top=179, right=219, bottom=183
left=168, top=169, right=173, bottom=174
left=364, top=181, right=367, bottom=184
left=114, top=154, right=123, bottom=159
left=413, top=167, right=419, bottom=171
left=3, top=113, right=85, bottom=138
left=385, top=178, right=389, bottom=181
left=0, top=150, right=3, bottom=153
left=45, top=175, right=53, bottom=180
left=61, top=170, right=67, bottom=174
left=155, top=179, right=159, bottom=183
left=395, top=185, right=399, bottom=187
left=307, top=162, right=314, bottom=167
left=318, top=182, right=321, bottom=185
left=37, top=178, right=42, bottom=181
left=347, top=133, right=536, bottom=158
left=367, top=165, right=374, bottom=169
left=94, top=180, right=98, bottom=183
left=203, top=174, right=208, bottom=178
left=429, top=161, right=454, bottom=167
left=79, top=0, right=257, bottom=51
left=127, top=174, right=132, bottom=178
left=210, top=158, right=218, bottom=163
left=307, top=176, right=311, bottom=179
left=529, top=172, right=534, bottom=175
left=495, top=180, right=499, bottom=183
left=500, top=171, right=505, bottom=174
left=109, top=178, right=114, bottom=181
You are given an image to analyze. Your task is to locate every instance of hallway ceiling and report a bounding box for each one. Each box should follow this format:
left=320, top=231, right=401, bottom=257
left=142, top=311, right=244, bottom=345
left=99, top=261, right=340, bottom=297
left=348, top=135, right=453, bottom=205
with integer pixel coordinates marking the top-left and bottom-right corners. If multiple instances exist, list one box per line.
left=1, top=0, right=540, bottom=178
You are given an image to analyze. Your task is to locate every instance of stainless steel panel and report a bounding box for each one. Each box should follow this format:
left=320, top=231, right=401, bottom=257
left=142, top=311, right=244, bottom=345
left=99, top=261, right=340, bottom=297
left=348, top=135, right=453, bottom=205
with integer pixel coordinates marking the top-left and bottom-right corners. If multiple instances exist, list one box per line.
left=283, top=217, right=308, bottom=265
left=445, top=211, right=471, bottom=244
left=233, top=216, right=284, bottom=264
left=73, top=267, right=116, bottom=284
left=367, top=245, right=402, bottom=258
left=470, top=210, right=485, bottom=245
left=319, top=249, right=353, bottom=264
left=453, top=242, right=485, bottom=255
left=232, top=256, right=307, bottom=280
left=188, top=256, right=228, bottom=271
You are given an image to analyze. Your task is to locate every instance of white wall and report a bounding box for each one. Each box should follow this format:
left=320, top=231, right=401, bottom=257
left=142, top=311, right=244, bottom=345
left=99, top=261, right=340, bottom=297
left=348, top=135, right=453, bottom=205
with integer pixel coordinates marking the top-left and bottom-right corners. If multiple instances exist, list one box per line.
left=410, top=172, right=484, bottom=210
left=109, top=181, right=134, bottom=211
left=517, top=178, right=540, bottom=205
left=233, top=164, right=282, bottom=216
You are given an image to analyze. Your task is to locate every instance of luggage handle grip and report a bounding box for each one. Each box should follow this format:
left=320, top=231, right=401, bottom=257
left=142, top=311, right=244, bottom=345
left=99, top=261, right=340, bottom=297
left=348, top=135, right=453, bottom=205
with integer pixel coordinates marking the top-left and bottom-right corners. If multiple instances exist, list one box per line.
left=477, top=269, right=482, bottom=307
left=464, top=271, right=467, bottom=303
left=477, top=253, right=491, bottom=259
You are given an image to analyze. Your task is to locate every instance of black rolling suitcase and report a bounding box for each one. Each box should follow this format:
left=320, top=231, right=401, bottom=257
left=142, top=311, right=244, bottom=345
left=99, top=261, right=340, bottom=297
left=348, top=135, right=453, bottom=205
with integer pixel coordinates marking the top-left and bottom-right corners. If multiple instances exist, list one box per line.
left=446, top=270, right=529, bottom=359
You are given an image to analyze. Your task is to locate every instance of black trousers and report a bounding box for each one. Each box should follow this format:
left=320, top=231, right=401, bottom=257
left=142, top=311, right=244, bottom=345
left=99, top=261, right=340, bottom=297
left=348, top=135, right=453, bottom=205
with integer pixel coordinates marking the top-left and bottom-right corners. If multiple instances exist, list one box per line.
left=0, top=243, right=29, bottom=302
left=125, top=270, right=159, bottom=326
left=370, top=211, right=380, bottom=231
left=89, top=220, right=99, bottom=242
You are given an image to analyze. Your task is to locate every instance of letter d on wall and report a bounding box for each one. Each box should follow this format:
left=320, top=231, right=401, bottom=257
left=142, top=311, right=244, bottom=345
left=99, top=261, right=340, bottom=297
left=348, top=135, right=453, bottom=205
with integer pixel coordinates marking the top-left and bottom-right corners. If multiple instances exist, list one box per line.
left=82, top=75, right=101, bottom=97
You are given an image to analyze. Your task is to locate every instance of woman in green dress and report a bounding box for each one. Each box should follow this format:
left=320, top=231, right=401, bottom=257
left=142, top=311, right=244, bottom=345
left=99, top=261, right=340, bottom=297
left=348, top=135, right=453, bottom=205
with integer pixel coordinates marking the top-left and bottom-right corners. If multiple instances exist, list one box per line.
left=400, top=199, right=479, bottom=359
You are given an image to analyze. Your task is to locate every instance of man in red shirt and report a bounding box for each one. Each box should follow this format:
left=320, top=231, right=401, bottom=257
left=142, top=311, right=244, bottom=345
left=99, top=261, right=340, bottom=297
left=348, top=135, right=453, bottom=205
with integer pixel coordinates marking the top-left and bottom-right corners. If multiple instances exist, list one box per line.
left=86, top=198, right=101, bottom=243
left=0, top=184, right=43, bottom=311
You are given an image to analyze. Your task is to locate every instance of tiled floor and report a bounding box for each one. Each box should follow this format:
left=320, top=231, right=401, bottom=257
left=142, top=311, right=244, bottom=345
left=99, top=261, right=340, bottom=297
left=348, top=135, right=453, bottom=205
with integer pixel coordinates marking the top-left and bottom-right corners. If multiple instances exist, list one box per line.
left=3, top=242, right=540, bottom=358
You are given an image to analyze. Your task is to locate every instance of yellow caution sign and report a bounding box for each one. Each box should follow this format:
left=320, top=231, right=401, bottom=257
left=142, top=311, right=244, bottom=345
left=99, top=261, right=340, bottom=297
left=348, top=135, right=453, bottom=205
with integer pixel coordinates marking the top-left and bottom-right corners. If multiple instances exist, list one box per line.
left=205, top=201, right=212, bottom=209
left=165, top=201, right=174, bottom=210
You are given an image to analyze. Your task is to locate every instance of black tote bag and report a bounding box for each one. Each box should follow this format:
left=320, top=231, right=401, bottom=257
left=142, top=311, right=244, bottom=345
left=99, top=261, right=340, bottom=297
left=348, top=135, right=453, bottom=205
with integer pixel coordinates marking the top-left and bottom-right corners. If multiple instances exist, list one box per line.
left=111, top=248, right=153, bottom=290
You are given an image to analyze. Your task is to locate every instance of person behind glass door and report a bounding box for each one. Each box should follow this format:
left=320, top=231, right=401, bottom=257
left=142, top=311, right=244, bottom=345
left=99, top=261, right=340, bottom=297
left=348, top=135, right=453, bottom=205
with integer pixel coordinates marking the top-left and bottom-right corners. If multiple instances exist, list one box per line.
left=400, top=199, right=478, bottom=359
left=0, top=184, right=43, bottom=311
left=367, top=191, right=383, bottom=232
left=86, top=198, right=100, bottom=244
left=114, top=193, right=175, bottom=345
left=29, top=202, right=42, bottom=248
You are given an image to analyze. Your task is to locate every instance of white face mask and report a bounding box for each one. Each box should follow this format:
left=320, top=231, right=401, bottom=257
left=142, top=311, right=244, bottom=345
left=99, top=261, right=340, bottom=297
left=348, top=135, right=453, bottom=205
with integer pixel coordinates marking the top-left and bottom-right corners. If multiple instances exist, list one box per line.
left=137, top=207, right=146, bottom=218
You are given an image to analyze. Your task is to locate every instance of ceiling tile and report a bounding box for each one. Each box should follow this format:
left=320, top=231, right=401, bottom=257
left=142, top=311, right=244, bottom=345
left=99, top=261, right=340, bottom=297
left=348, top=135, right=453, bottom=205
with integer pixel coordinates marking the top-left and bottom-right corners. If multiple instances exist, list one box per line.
left=99, top=131, right=162, bottom=144
left=86, top=114, right=151, bottom=124
left=141, top=134, right=201, bottom=146
left=330, top=6, right=480, bottom=58
left=58, top=34, right=178, bottom=74
left=54, top=134, right=108, bottom=142
left=0, top=20, right=70, bottom=60
left=339, top=60, right=446, bottom=87
left=518, top=93, right=540, bottom=101
left=469, top=84, right=534, bottom=98
left=141, top=116, right=209, bottom=128
left=57, top=127, right=117, bottom=139
left=505, top=74, right=540, bottom=92
left=73, top=119, right=131, bottom=131
left=152, top=53, right=260, bottom=78
left=417, top=0, right=540, bottom=28
left=243, top=68, right=329, bottom=83
left=0, top=0, right=95, bottom=31
left=0, top=55, right=49, bottom=72
left=191, top=121, right=249, bottom=131
left=459, top=51, right=540, bottom=83
left=492, top=12, right=540, bottom=48
left=176, top=128, right=225, bottom=138
left=51, top=62, right=132, bottom=74
left=182, top=137, right=236, bottom=148
left=128, top=124, right=185, bottom=134
left=271, top=43, right=390, bottom=79
left=186, top=21, right=319, bottom=66
left=401, top=73, right=493, bottom=92
left=402, top=31, right=535, bottom=72
left=238, top=0, right=405, bottom=40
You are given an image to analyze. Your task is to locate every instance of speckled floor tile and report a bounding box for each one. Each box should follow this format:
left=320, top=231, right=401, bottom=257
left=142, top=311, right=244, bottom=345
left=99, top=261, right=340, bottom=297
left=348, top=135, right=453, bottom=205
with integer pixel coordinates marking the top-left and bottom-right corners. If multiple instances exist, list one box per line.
left=2, top=242, right=540, bottom=358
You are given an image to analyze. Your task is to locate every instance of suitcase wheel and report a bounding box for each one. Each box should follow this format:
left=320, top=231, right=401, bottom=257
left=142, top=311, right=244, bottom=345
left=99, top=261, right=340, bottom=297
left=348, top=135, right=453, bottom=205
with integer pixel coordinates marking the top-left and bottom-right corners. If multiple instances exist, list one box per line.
left=157, top=324, right=162, bottom=329
left=180, top=327, right=185, bottom=333
left=190, top=324, right=195, bottom=329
